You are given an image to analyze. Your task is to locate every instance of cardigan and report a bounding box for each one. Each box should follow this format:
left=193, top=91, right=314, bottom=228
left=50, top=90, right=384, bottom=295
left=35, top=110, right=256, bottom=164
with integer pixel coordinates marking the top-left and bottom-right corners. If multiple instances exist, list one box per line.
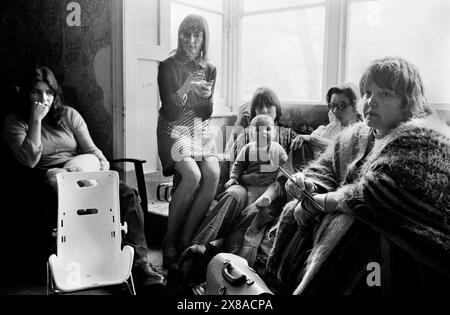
left=268, top=114, right=450, bottom=294
left=157, top=55, right=217, bottom=121
left=3, top=106, right=105, bottom=169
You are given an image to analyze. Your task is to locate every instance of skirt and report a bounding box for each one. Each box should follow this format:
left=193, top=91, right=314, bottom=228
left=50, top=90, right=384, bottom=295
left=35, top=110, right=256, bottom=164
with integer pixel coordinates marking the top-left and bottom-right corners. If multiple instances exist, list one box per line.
left=157, top=109, right=217, bottom=176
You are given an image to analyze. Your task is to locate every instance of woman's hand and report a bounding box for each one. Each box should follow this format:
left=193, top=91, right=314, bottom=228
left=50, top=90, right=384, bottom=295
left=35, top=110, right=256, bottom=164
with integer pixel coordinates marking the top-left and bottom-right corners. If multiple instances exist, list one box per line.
left=225, top=178, right=238, bottom=189
left=285, top=172, right=315, bottom=200
left=30, top=101, right=49, bottom=122
left=178, top=71, right=206, bottom=96
left=293, top=201, right=318, bottom=226
left=290, top=135, right=311, bottom=151
left=194, top=80, right=214, bottom=99
left=240, top=171, right=278, bottom=187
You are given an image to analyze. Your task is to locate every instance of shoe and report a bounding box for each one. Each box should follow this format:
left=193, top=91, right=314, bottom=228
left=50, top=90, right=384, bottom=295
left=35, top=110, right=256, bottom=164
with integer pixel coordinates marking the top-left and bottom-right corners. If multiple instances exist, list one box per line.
left=191, top=282, right=206, bottom=295
left=134, top=261, right=166, bottom=287
left=163, top=244, right=179, bottom=270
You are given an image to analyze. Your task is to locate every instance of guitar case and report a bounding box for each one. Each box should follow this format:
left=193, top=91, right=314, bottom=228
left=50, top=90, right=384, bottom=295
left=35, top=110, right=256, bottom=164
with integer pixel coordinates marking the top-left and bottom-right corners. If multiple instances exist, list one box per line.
left=205, top=253, right=273, bottom=295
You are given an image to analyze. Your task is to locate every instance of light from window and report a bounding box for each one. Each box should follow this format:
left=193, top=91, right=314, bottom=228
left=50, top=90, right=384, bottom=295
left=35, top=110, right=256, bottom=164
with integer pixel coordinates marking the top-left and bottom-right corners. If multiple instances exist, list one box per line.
left=346, top=0, right=450, bottom=105
left=170, top=1, right=224, bottom=104
left=176, top=0, right=223, bottom=12
left=241, top=6, right=326, bottom=102
left=243, top=0, right=325, bottom=12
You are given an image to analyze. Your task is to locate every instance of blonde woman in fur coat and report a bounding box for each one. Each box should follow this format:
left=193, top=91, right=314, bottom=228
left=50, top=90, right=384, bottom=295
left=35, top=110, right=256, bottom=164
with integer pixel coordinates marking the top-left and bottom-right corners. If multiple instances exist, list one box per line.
left=268, top=57, right=450, bottom=295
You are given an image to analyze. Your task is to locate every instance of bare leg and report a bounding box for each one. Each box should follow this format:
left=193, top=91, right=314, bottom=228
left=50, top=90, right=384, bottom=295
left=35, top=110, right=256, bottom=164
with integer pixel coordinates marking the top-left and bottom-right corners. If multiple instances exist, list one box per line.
left=45, top=168, right=68, bottom=190
left=179, top=156, right=219, bottom=250
left=63, top=153, right=100, bottom=172
left=163, top=159, right=201, bottom=265
left=255, top=181, right=281, bottom=208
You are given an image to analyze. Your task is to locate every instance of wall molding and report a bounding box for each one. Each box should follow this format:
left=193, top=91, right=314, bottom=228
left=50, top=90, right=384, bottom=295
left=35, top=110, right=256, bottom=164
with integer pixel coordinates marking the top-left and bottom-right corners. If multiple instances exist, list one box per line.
left=112, top=0, right=124, bottom=160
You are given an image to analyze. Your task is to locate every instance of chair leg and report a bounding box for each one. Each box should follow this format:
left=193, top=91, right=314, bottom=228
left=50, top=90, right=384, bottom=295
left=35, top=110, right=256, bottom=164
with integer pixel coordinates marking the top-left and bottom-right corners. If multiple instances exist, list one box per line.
left=47, top=262, right=60, bottom=295
left=126, top=274, right=136, bottom=295
left=46, top=262, right=49, bottom=296
left=46, top=261, right=54, bottom=295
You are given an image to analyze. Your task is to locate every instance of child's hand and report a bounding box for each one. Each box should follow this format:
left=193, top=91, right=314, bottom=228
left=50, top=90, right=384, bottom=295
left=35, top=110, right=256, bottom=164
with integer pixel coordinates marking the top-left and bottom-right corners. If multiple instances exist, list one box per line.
left=225, top=178, right=238, bottom=189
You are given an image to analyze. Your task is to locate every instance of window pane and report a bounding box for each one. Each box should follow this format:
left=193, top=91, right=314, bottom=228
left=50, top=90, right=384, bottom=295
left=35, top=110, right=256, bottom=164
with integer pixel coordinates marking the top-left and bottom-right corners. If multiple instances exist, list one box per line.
left=175, top=0, right=223, bottom=12
left=170, top=3, right=224, bottom=102
left=241, top=7, right=325, bottom=102
left=244, top=0, right=325, bottom=12
left=346, top=0, right=450, bottom=104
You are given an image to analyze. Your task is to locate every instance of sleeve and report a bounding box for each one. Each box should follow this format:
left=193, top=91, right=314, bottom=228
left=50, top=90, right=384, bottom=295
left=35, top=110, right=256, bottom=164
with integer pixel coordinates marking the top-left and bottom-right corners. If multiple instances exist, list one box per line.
left=309, top=134, right=333, bottom=152
left=301, top=136, right=340, bottom=193
left=229, top=144, right=248, bottom=181
left=224, top=113, right=249, bottom=157
left=312, top=122, right=342, bottom=141
left=311, top=125, right=326, bottom=137
left=3, top=114, right=43, bottom=168
left=278, top=143, right=288, bottom=165
left=157, top=61, right=186, bottom=120
left=68, top=108, right=107, bottom=162
left=227, top=128, right=250, bottom=163
left=280, top=127, right=298, bottom=154
left=192, top=65, right=217, bottom=120
left=333, top=135, right=450, bottom=273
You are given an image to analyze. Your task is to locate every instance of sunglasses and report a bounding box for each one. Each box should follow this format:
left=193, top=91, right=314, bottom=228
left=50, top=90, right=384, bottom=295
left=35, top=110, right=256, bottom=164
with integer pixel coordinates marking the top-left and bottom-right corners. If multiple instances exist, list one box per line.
left=328, top=102, right=349, bottom=111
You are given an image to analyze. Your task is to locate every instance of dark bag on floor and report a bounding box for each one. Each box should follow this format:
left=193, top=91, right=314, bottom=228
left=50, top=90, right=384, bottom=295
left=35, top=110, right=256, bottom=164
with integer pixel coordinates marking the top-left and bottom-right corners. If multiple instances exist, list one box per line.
left=205, top=253, right=273, bottom=295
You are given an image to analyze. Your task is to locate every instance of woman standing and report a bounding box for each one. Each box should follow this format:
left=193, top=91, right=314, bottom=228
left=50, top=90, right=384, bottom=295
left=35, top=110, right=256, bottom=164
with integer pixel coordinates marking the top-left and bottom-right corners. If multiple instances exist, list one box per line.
left=157, top=14, right=219, bottom=268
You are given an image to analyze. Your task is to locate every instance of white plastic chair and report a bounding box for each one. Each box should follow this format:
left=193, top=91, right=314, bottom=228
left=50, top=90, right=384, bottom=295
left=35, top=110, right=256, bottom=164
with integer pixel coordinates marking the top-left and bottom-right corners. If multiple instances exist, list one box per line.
left=47, top=171, right=136, bottom=295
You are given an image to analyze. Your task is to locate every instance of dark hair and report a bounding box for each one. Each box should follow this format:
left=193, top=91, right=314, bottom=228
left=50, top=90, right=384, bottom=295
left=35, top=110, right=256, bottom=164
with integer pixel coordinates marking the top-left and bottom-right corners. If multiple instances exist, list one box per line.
left=250, top=87, right=282, bottom=124
left=17, top=66, right=66, bottom=129
left=326, top=82, right=361, bottom=107
left=174, top=14, right=209, bottom=62
left=359, top=56, right=431, bottom=119
left=250, top=114, right=275, bottom=127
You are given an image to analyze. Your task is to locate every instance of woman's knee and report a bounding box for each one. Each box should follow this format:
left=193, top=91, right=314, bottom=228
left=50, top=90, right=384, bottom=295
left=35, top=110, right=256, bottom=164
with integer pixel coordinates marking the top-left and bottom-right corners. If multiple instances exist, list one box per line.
left=44, top=168, right=67, bottom=189
left=200, top=159, right=220, bottom=186
left=63, top=154, right=100, bottom=172
left=226, top=184, right=247, bottom=200
left=176, top=162, right=202, bottom=191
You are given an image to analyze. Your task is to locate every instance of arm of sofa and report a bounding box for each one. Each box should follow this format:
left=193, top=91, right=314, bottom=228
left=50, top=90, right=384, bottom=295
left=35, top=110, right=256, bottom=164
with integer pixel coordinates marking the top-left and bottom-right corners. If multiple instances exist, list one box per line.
left=110, top=158, right=148, bottom=212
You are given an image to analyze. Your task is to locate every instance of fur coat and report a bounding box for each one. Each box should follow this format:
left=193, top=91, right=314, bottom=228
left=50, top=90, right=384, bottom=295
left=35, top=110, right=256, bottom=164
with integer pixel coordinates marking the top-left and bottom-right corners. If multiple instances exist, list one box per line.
left=267, top=115, right=450, bottom=294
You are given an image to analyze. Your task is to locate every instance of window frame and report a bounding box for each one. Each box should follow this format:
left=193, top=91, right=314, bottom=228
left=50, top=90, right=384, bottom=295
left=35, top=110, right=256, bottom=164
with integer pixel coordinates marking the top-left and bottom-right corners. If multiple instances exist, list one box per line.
left=169, top=0, right=229, bottom=112
left=164, top=0, right=449, bottom=113
left=343, top=0, right=450, bottom=111
left=232, top=0, right=344, bottom=110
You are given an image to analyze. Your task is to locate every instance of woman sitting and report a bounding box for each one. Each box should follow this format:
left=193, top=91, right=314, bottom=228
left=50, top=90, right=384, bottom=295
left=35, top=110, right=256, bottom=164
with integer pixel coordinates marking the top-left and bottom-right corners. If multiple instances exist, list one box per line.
left=157, top=14, right=219, bottom=268
left=268, top=56, right=450, bottom=295
left=190, top=87, right=296, bottom=254
left=3, top=66, right=164, bottom=286
left=289, top=83, right=362, bottom=171
left=174, top=87, right=297, bottom=291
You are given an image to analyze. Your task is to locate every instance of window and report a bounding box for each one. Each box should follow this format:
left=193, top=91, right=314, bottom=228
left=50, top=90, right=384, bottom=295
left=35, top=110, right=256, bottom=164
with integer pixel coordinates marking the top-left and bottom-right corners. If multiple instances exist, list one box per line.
left=167, top=0, right=450, bottom=112
left=346, top=0, right=450, bottom=108
left=170, top=0, right=226, bottom=108
left=240, top=0, right=326, bottom=103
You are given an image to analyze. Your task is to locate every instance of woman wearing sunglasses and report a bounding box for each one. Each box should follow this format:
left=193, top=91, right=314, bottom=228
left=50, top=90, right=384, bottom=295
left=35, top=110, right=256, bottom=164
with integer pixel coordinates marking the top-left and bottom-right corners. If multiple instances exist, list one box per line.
left=289, top=83, right=362, bottom=169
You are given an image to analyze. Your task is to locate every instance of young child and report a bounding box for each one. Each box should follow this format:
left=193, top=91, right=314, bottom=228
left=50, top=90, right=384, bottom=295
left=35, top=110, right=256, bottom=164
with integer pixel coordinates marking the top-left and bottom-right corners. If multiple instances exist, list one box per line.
left=225, top=114, right=288, bottom=207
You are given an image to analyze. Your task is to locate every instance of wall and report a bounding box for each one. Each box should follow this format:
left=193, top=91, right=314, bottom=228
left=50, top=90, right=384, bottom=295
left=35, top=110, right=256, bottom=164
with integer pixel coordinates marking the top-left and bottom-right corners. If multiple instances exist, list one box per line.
left=0, top=0, right=114, bottom=158
left=437, top=109, right=450, bottom=127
